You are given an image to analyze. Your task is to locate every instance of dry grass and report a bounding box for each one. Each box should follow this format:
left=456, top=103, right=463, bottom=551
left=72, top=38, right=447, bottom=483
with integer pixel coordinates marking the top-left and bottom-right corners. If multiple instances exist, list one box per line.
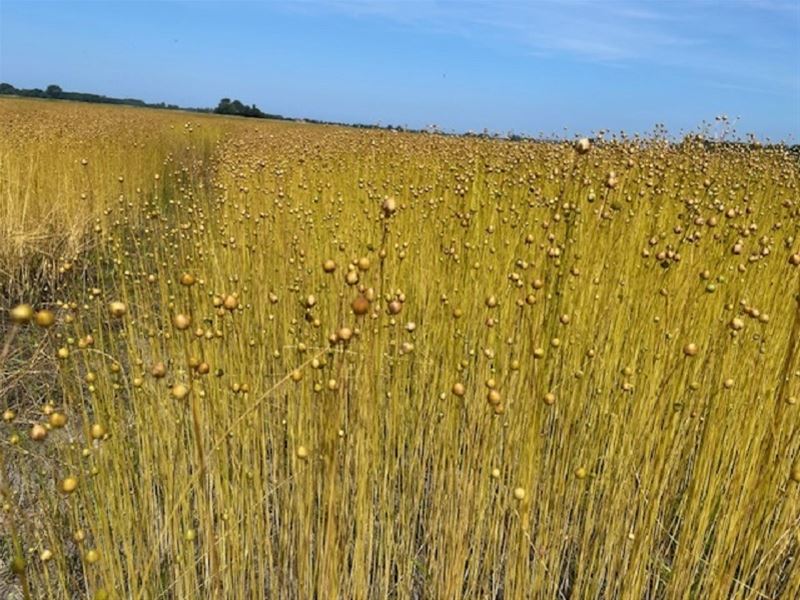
left=1, top=98, right=799, bottom=599
left=0, top=98, right=224, bottom=301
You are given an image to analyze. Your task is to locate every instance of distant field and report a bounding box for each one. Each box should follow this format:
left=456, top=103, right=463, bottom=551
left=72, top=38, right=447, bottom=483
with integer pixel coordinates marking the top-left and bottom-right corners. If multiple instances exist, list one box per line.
left=1, top=97, right=799, bottom=599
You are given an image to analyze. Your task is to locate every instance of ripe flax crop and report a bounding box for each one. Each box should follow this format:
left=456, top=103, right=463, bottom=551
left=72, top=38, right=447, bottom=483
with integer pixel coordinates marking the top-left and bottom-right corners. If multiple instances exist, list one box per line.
left=1, top=98, right=800, bottom=598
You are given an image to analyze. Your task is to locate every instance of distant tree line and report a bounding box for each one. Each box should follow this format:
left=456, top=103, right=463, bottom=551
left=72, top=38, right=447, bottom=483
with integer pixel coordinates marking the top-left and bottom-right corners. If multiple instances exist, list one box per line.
left=0, top=82, right=414, bottom=131
left=1, top=83, right=796, bottom=151
left=211, top=99, right=408, bottom=130
left=0, top=82, right=193, bottom=111
left=214, top=97, right=282, bottom=119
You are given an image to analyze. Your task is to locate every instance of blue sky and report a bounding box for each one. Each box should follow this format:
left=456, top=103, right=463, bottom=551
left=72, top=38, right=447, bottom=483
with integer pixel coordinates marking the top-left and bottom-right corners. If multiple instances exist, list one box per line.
left=1, top=0, right=798, bottom=139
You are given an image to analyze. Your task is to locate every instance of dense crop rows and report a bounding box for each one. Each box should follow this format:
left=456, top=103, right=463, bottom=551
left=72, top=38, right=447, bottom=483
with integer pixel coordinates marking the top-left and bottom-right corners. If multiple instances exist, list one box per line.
left=1, top=98, right=799, bottom=598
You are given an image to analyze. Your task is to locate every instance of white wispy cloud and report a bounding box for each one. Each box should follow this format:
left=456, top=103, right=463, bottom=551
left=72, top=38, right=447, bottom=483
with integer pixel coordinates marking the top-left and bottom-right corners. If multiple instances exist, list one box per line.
left=288, top=0, right=700, bottom=62
left=286, top=0, right=798, bottom=93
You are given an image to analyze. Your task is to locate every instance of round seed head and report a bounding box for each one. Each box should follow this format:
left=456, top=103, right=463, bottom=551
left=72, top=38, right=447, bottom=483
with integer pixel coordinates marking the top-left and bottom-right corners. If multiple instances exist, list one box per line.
left=30, top=423, right=47, bottom=441
left=171, top=383, right=190, bottom=400
left=382, top=197, right=397, bottom=216
left=49, top=412, right=67, bottom=428
left=575, top=137, right=591, bottom=154
left=61, top=476, right=79, bottom=494
left=223, top=295, right=239, bottom=311
left=487, top=389, right=501, bottom=405
left=173, top=313, right=191, bottom=330
left=388, top=300, right=403, bottom=315
left=345, top=270, right=359, bottom=285
left=109, top=301, right=127, bottom=318
left=34, top=310, right=56, bottom=328
left=10, top=304, right=34, bottom=324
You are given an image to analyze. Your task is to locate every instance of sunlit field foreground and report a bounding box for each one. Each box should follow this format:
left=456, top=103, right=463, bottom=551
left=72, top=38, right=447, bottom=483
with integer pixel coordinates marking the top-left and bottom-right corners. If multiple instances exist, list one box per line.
left=1, top=98, right=799, bottom=599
